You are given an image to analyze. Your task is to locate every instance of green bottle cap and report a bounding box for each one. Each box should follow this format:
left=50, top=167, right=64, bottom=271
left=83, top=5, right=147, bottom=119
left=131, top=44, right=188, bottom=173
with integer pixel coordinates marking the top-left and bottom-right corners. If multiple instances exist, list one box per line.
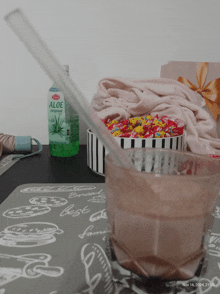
left=14, top=136, right=32, bottom=152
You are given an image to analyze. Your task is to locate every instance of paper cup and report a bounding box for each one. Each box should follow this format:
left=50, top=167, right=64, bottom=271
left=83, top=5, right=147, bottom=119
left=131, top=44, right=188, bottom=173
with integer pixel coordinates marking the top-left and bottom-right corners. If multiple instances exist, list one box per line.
left=87, top=129, right=186, bottom=176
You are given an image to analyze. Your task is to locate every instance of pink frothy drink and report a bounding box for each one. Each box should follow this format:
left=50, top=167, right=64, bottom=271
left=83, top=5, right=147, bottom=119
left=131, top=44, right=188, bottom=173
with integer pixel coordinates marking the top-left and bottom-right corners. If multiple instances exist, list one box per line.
left=105, top=148, right=220, bottom=281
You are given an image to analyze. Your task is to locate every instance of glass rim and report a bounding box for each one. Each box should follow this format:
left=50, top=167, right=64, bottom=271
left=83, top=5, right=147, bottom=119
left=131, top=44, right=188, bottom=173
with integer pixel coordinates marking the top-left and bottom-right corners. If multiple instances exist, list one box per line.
left=105, top=148, right=220, bottom=180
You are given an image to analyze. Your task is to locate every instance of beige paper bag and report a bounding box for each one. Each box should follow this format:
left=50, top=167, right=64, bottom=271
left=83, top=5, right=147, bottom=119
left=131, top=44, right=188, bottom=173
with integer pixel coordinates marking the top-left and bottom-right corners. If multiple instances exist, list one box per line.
left=160, top=61, right=220, bottom=138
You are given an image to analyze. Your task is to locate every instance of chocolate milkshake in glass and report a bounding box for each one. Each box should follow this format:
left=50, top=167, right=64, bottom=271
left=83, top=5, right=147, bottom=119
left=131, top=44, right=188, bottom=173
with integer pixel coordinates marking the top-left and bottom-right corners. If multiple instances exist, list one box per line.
left=105, top=148, right=220, bottom=293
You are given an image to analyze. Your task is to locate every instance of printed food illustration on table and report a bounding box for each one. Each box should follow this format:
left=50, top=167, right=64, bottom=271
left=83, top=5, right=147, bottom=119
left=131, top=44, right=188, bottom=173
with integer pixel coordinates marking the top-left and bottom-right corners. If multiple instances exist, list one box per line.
left=208, top=232, right=220, bottom=258
left=2, top=196, right=68, bottom=219
left=0, top=253, right=64, bottom=287
left=1, top=184, right=220, bottom=293
left=0, top=222, right=63, bottom=247
left=213, top=206, right=220, bottom=219
left=197, top=276, right=220, bottom=294
left=3, top=205, right=52, bottom=219
left=0, top=184, right=112, bottom=293
left=89, top=209, right=107, bottom=222
left=80, top=243, right=113, bottom=294
left=29, top=196, right=68, bottom=207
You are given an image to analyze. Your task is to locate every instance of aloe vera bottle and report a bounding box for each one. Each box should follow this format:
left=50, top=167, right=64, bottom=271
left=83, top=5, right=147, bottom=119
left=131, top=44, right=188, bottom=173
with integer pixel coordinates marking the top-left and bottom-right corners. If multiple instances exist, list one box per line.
left=48, top=65, right=79, bottom=157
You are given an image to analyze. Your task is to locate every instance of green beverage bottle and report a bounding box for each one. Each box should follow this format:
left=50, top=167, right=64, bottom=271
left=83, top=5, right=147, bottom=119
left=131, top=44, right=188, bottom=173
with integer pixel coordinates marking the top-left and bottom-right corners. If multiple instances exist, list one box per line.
left=48, top=65, right=79, bottom=157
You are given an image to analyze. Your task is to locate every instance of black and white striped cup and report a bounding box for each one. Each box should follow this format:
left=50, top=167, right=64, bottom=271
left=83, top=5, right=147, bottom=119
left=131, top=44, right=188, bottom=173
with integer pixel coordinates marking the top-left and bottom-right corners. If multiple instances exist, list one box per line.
left=87, top=129, right=185, bottom=176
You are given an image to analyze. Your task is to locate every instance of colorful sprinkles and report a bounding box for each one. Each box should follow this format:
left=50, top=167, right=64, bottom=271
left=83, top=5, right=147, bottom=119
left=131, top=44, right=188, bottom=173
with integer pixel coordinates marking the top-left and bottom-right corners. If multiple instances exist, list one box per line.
left=102, top=115, right=184, bottom=138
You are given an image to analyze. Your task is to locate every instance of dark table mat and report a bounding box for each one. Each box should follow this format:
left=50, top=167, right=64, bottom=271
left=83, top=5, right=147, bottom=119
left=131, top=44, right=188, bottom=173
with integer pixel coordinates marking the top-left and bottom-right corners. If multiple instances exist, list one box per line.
left=0, top=183, right=112, bottom=294
left=0, top=183, right=220, bottom=294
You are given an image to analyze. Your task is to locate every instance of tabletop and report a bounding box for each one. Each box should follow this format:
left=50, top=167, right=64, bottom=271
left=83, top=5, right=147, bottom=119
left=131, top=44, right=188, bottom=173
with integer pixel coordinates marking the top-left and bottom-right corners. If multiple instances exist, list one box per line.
left=0, top=146, right=109, bottom=294
left=0, top=145, right=104, bottom=204
left=0, top=146, right=220, bottom=294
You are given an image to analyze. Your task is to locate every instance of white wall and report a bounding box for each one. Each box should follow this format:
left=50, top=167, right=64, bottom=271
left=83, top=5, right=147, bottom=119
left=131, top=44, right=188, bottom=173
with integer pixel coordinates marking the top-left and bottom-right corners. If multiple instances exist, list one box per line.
left=1, top=0, right=220, bottom=145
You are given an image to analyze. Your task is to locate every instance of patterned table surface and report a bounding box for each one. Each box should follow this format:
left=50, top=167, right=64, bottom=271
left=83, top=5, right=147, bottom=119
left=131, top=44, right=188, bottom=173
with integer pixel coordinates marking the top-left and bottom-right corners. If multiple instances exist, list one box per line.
left=0, top=183, right=219, bottom=294
left=0, top=155, right=20, bottom=176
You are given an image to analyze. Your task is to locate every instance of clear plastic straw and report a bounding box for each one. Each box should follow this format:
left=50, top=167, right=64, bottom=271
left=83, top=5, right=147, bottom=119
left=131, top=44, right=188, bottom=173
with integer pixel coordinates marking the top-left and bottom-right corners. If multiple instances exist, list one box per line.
left=4, top=8, right=135, bottom=170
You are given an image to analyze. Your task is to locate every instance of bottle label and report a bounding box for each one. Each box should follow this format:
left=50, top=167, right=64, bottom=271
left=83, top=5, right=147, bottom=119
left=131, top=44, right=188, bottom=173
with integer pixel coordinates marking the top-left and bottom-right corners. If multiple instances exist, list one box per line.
left=48, top=90, right=69, bottom=144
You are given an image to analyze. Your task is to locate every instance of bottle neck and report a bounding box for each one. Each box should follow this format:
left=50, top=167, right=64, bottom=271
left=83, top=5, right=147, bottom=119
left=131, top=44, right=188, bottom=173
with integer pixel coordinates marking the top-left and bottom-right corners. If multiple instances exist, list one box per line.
left=51, top=70, right=69, bottom=89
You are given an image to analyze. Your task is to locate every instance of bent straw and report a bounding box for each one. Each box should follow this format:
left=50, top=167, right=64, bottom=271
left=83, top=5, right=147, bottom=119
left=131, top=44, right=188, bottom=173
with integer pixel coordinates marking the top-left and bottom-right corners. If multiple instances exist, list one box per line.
left=4, top=8, right=135, bottom=170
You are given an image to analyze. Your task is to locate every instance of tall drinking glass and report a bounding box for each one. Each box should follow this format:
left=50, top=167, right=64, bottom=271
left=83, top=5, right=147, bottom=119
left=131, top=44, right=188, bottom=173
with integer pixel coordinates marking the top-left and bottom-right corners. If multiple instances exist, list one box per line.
left=105, top=148, right=220, bottom=293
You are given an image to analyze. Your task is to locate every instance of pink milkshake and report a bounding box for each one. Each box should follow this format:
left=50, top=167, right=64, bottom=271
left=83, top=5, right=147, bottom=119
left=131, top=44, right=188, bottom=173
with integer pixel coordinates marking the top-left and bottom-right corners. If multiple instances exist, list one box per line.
left=105, top=148, right=220, bottom=281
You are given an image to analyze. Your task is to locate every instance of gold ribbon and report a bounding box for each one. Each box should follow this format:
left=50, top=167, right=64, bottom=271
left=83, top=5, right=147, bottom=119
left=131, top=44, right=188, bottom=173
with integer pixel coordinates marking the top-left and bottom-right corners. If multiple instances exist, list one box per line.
left=178, top=62, right=220, bottom=121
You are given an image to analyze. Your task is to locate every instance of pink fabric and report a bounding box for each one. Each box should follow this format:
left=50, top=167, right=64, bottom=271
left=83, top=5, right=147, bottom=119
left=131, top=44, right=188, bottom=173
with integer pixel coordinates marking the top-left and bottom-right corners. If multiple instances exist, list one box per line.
left=91, top=77, right=220, bottom=155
